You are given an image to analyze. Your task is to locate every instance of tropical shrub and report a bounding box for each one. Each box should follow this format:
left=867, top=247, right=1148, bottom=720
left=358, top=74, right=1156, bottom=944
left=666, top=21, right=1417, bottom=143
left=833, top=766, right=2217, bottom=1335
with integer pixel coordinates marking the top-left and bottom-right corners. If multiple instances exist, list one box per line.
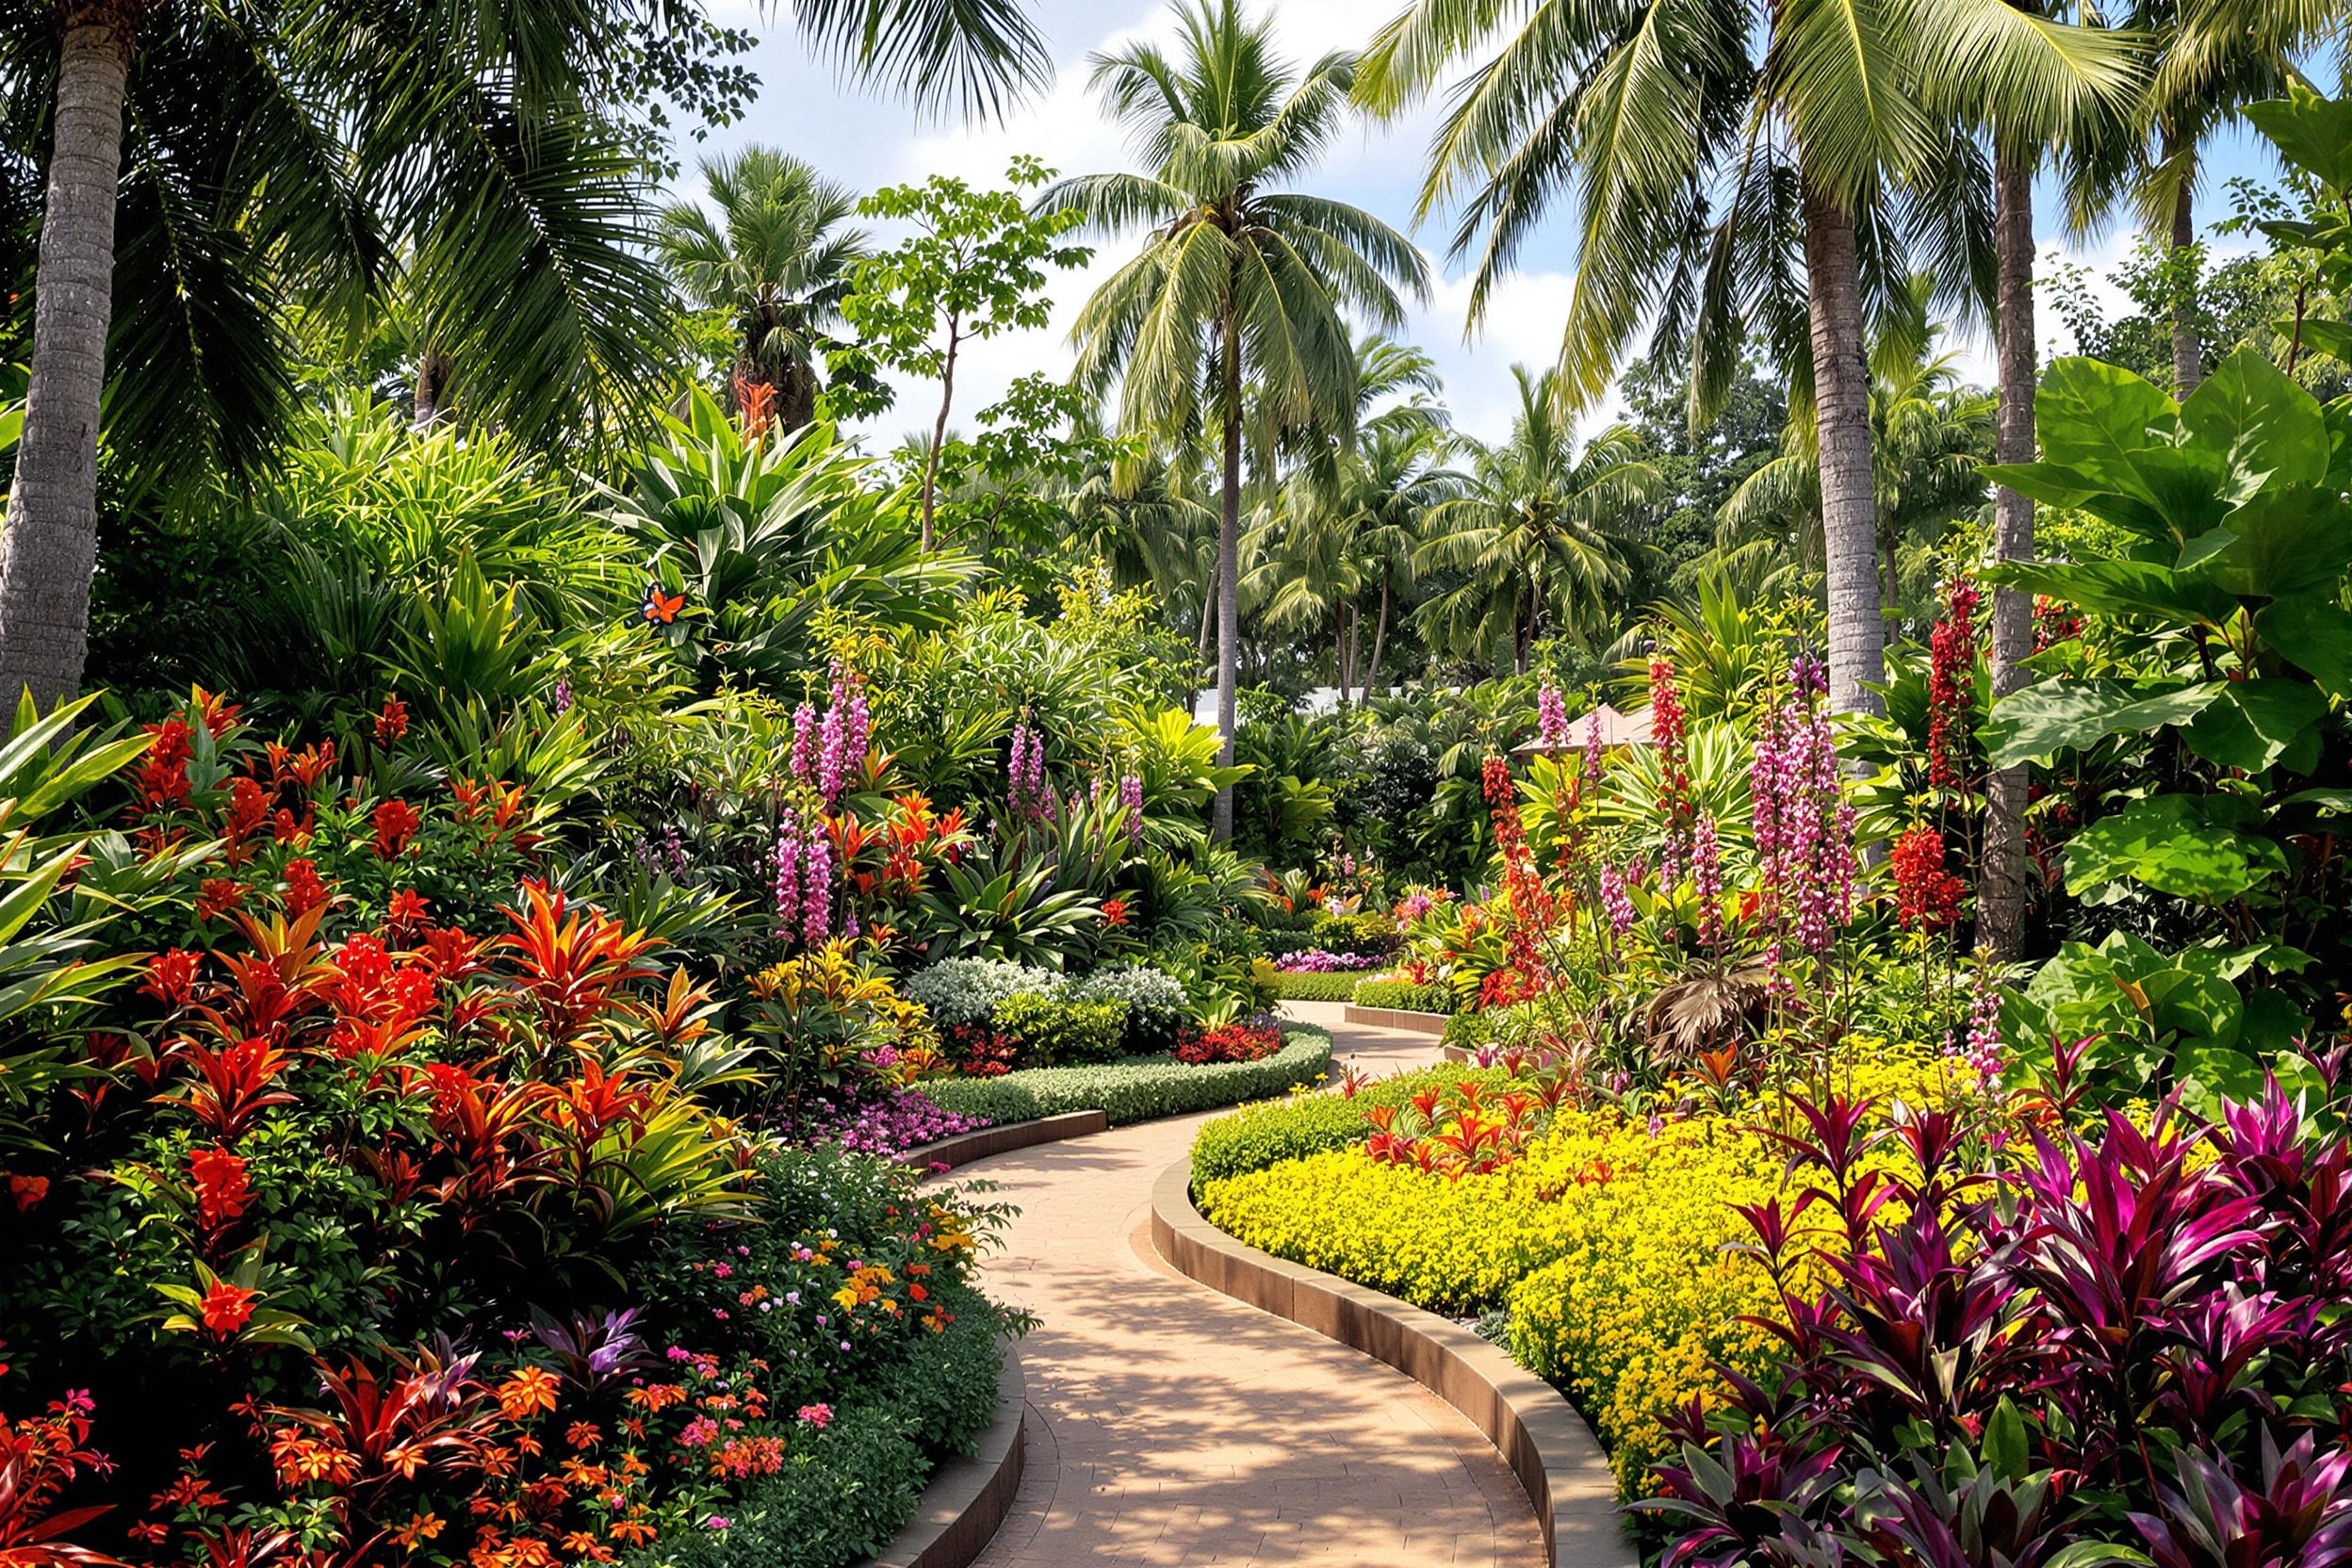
left=1308, top=911, right=1398, bottom=956
left=901, top=957, right=1064, bottom=1027
left=988, top=992, right=1129, bottom=1068
left=1172, top=1020, right=1282, bottom=1065
left=1187, top=1065, right=1511, bottom=1186
left=1066, top=963, right=1191, bottom=1051
left=1266, top=971, right=1362, bottom=1002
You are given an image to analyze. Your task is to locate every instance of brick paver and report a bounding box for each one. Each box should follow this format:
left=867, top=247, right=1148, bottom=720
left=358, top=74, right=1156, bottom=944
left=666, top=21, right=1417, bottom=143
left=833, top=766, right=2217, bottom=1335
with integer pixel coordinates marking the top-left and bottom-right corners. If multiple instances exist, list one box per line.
left=957, top=1003, right=1546, bottom=1567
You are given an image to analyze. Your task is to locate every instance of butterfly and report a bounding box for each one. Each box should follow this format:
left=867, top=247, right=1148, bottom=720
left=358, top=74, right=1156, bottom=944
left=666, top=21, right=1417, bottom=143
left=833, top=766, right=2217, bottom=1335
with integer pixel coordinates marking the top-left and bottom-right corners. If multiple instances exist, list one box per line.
left=639, top=581, right=687, bottom=626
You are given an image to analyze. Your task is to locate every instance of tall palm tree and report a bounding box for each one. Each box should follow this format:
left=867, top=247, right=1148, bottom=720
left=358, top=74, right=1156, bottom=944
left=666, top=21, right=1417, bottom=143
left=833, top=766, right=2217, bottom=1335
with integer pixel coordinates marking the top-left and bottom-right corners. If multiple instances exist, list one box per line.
left=1414, top=365, right=1659, bottom=675
left=0, top=0, right=1053, bottom=710
left=659, top=147, right=871, bottom=433
left=1356, top=0, right=2137, bottom=719
left=1719, top=282, right=1994, bottom=632
left=1042, top=0, right=1429, bottom=840
left=2066, top=0, right=2339, bottom=398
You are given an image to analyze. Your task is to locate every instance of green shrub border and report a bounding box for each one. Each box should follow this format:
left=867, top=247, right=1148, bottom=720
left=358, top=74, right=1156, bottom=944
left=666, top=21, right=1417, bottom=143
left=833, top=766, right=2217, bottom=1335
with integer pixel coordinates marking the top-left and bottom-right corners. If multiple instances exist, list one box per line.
left=926, top=1027, right=1333, bottom=1128
left=1188, top=1062, right=1508, bottom=1186
left=1267, top=972, right=1364, bottom=1002
left=1352, top=978, right=1458, bottom=1014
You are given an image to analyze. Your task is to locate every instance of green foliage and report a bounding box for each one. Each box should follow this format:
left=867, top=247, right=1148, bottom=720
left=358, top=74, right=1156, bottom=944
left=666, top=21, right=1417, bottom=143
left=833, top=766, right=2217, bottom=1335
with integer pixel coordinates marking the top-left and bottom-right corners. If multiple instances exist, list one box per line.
left=1266, top=971, right=1364, bottom=1002
left=988, top=992, right=1129, bottom=1068
left=1351, top=978, right=1457, bottom=1014
left=902, top=958, right=1065, bottom=1028
left=1066, top=963, right=1193, bottom=1051
left=926, top=1028, right=1333, bottom=1127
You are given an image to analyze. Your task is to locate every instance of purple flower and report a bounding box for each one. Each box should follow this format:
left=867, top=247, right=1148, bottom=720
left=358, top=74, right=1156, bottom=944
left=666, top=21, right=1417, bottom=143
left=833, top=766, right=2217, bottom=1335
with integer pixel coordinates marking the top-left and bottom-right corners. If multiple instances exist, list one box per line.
left=790, top=702, right=818, bottom=784
left=550, top=677, right=574, bottom=715
left=802, top=829, right=832, bottom=944
left=1600, top=861, right=1636, bottom=938
left=773, top=813, right=802, bottom=937
left=817, top=698, right=848, bottom=806
left=1537, top=681, right=1569, bottom=751
left=1119, top=772, right=1144, bottom=840
left=1692, top=812, right=1723, bottom=952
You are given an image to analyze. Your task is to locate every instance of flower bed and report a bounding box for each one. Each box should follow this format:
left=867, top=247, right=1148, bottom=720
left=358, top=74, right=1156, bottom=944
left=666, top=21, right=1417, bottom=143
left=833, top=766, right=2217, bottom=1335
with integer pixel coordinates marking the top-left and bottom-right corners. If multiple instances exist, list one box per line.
left=1190, top=1052, right=1959, bottom=1497
left=768, top=1085, right=993, bottom=1157
left=926, top=1027, right=1332, bottom=1127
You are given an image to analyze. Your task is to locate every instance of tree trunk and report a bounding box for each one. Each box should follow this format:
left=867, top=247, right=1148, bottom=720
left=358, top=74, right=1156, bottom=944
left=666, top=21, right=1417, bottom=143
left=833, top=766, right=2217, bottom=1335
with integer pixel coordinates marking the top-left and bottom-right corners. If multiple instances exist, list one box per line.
left=920, top=316, right=960, bottom=552
left=2165, top=139, right=2201, bottom=400
left=1363, top=579, right=1390, bottom=705
left=1212, top=314, right=1242, bottom=842
left=0, top=6, right=136, bottom=711
left=1802, top=173, right=1886, bottom=717
left=777, top=353, right=819, bottom=433
left=414, top=348, right=453, bottom=430
left=1982, top=146, right=2038, bottom=961
left=1343, top=601, right=1361, bottom=699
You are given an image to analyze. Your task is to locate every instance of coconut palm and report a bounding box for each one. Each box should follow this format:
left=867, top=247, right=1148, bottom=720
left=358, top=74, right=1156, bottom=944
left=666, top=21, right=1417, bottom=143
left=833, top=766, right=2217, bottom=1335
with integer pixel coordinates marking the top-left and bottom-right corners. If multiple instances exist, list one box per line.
left=658, top=148, right=871, bottom=433
left=2066, top=0, right=2340, bottom=398
left=1356, top=0, right=2139, bottom=719
left=1414, top=365, right=1660, bottom=676
left=0, top=0, right=1054, bottom=710
left=1042, top=0, right=1429, bottom=839
left=1718, top=281, right=1994, bottom=634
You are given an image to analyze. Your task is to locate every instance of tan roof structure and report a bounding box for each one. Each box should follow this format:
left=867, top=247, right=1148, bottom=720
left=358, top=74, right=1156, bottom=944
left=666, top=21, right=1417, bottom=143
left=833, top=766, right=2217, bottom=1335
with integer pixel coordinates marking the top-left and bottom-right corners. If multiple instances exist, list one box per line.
left=1509, top=701, right=1653, bottom=754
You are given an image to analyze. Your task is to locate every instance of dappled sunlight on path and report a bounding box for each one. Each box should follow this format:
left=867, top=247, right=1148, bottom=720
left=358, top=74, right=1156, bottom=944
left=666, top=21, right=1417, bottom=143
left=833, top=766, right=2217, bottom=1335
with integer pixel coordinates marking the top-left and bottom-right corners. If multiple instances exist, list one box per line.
left=957, top=1008, right=1544, bottom=1567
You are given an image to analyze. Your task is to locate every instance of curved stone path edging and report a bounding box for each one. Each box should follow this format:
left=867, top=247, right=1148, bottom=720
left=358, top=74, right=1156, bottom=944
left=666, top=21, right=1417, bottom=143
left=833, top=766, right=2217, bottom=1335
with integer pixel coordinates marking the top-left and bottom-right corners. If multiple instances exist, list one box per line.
left=1151, top=1165, right=1633, bottom=1568
left=1342, top=1004, right=1449, bottom=1036
left=858, top=1347, right=1028, bottom=1568
left=950, top=1003, right=1551, bottom=1567
left=903, top=1112, right=1110, bottom=1173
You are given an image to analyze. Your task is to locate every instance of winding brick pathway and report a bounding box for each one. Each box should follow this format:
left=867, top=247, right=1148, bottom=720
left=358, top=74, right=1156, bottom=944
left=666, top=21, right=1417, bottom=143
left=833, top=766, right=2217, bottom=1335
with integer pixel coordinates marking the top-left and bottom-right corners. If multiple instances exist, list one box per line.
left=958, top=1003, right=1546, bottom=1567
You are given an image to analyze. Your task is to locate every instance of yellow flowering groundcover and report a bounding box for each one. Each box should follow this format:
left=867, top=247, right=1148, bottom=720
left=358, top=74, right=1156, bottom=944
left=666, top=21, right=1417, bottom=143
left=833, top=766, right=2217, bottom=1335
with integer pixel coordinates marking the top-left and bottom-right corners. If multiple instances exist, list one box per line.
left=1194, top=1051, right=1962, bottom=1495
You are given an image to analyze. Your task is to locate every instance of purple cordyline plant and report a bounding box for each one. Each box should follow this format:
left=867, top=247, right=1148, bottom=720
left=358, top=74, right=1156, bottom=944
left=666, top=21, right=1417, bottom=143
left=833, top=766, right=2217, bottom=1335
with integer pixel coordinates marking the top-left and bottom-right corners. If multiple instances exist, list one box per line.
left=1650, top=1075, right=2352, bottom=1567
left=1538, top=681, right=1570, bottom=751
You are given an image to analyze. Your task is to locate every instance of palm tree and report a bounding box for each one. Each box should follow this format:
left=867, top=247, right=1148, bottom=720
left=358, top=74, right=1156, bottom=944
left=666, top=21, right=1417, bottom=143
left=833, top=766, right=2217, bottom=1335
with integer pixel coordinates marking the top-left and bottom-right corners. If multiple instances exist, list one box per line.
left=1042, top=0, right=1429, bottom=840
left=2066, top=0, right=2338, bottom=398
left=658, top=148, right=871, bottom=433
left=0, top=0, right=1053, bottom=710
left=1414, top=365, right=1659, bottom=676
left=1719, top=282, right=1994, bottom=633
left=1356, top=0, right=2137, bottom=719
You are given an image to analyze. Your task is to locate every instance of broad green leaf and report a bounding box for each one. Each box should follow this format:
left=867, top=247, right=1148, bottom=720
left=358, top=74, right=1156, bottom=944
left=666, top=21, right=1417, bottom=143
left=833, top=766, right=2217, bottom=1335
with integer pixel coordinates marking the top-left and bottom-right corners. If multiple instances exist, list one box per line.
left=2245, top=87, right=2352, bottom=189
left=2179, top=348, right=2328, bottom=495
left=2061, top=794, right=2287, bottom=903
left=2180, top=679, right=2328, bottom=774
left=2291, top=318, right=2352, bottom=366
left=2036, top=356, right=2178, bottom=469
left=2188, top=485, right=2352, bottom=598
left=1983, top=1397, right=2029, bottom=1482
left=2284, top=786, right=2352, bottom=813
left=2144, top=969, right=2243, bottom=1050
left=1983, top=678, right=2221, bottom=768
left=1987, top=559, right=2237, bottom=629
left=2256, top=597, right=2352, bottom=694
left=2239, top=987, right=2312, bottom=1054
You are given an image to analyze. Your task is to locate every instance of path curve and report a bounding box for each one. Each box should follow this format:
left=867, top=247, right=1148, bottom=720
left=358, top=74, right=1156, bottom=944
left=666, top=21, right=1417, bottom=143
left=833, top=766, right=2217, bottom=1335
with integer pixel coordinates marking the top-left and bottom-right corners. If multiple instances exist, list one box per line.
left=956, top=1003, right=1547, bottom=1568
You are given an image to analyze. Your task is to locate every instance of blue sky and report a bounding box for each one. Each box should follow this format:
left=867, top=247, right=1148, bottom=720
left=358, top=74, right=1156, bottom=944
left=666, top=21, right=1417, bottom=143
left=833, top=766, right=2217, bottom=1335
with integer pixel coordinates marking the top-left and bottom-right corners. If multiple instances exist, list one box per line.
left=692, top=0, right=2279, bottom=447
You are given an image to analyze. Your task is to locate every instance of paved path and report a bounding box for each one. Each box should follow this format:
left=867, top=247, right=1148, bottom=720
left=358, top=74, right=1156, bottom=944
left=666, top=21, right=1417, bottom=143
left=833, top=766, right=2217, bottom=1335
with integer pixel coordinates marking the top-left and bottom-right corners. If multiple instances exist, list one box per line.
left=958, top=1003, right=1546, bottom=1568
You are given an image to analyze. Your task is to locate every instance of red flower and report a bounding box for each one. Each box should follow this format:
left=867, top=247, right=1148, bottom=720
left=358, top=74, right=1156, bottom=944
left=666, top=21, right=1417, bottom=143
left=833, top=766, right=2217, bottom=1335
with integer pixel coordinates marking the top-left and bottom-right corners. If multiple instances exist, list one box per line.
left=283, top=859, right=330, bottom=916
left=8, top=1173, right=48, bottom=1212
left=1927, top=574, right=1981, bottom=791
left=198, top=1280, right=258, bottom=1334
left=195, top=878, right=247, bottom=923
left=1891, top=825, right=1966, bottom=930
left=188, top=1146, right=253, bottom=1229
left=371, top=799, right=421, bottom=859
left=131, top=718, right=196, bottom=814
left=384, top=889, right=431, bottom=937
left=142, top=948, right=201, bottom=1006
left=374, top=694, right=410, bottom=747
left=1101, top=897, right=1129, bottom=928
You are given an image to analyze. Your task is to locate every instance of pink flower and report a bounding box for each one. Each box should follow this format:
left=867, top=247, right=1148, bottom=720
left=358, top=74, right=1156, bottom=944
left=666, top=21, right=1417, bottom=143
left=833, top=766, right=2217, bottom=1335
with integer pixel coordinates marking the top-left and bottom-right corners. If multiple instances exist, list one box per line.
left=796, top=1403, right=833, bottom=1429
left=1537, top=682, right=1569, bottom=750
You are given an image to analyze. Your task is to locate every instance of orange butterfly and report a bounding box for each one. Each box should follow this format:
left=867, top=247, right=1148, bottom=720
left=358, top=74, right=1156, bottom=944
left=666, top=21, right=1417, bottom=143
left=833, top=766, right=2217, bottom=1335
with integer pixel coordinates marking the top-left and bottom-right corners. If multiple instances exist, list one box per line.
left=639, top=582, right=686, bottom=626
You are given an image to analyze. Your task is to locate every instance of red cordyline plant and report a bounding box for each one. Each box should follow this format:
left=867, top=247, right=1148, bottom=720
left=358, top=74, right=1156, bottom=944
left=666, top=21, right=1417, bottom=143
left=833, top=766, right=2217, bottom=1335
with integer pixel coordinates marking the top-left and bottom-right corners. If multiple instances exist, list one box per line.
left=1649, top=653, right=1694, bottom=885
left=1643, top=1059, right=2352, bottom=1566
left=0, top=1380, right=120, bottom=1568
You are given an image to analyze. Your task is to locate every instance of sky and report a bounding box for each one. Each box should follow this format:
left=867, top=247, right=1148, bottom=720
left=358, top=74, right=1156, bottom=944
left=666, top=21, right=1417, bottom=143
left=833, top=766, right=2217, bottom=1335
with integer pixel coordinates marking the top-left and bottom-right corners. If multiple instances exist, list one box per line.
left=689, top=0, right=2281, bottom=448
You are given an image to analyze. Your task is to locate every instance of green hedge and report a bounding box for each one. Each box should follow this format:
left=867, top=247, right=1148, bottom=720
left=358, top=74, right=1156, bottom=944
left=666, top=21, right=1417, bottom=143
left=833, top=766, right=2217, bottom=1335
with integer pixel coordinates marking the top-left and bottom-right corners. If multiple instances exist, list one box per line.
left=1352, top=978, right=1458, bottom=1014
left=1268, top=971, right=1364, bottom=1002
left=927, top=1028, right=1333, bottom=1127
left=1189, top=1063, right=1508, bottom=1186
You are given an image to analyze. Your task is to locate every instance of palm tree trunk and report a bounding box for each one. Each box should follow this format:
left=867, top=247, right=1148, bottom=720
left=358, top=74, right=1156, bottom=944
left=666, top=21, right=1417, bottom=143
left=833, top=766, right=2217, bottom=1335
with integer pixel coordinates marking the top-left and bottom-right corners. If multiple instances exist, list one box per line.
left=919, top=316, right=961, bottom=552
left=2164, top=131, right=2201, bottom=400
left=414, top=348, right=453, bottom=429
left=1212, top=313, right=1242, bottom=842
left=1343, top=600, right=1362, bottom=701
left=1364, top=579, right=1390, bottom=705
left=1982, top=147, right=2038, bottom=961
left=1802, top=174, right=1886, bottom=717
left=0, top=5, right=136, bottom=711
